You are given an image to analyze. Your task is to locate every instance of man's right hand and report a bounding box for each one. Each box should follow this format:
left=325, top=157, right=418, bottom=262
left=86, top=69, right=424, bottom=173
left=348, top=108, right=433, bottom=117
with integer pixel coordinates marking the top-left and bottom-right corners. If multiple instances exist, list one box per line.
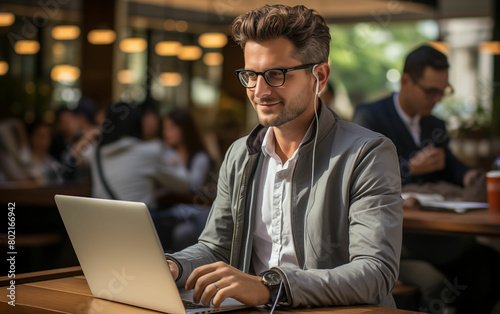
left=409, top=145, right=445, bottom=175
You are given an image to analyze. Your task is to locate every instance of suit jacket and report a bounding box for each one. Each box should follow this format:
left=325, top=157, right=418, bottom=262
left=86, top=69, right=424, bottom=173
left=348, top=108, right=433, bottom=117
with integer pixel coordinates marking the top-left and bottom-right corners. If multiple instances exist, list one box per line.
left=352, top=94, right=469, bottom=186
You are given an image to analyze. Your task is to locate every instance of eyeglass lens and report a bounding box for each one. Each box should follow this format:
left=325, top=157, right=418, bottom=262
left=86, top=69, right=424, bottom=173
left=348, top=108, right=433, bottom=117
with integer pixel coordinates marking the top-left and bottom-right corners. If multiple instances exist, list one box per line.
left=238, top=69, right=285, bottom=88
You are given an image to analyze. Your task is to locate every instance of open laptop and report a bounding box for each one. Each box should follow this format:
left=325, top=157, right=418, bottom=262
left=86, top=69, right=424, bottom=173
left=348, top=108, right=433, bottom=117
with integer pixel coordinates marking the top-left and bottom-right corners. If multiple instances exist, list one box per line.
left=54, top=194, right=248, bottom=314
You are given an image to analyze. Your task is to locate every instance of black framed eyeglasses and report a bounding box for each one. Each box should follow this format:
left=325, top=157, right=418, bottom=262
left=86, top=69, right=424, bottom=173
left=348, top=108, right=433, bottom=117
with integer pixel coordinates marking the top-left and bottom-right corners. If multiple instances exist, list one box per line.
left=413, top=80, right=454, bottom=99
left=235, top=63, right=316, bottom=88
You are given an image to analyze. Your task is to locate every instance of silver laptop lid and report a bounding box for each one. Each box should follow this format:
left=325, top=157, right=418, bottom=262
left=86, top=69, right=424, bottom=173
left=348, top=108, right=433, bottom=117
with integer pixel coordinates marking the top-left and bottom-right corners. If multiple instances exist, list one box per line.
left=55, top=194, right=186, bottom=314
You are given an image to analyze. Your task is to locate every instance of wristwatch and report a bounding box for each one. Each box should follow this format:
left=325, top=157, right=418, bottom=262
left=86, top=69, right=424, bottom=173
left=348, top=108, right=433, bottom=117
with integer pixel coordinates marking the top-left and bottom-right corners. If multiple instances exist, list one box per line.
left=261, top=271, right=283, bottom=304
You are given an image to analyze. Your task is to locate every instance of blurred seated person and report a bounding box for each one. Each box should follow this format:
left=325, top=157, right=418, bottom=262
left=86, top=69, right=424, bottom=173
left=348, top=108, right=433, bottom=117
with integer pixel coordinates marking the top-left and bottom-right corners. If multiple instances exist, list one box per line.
left=353, top=45, right=480, bottom=192
left=72, top=102, right=190, bottom=246
left=50, top=106, right=81, bottom=162
left=160, top=108, right=215, bottom=251
left=141, top=100, right=162, bottom=143
left=353, top=45, right=500, bottom=314
left=50, top=106, right=86, bottom=182
left=75, top=102, right=190, bottom=207
left=25, top=121, right=64, bottom=184
left=0, top=118, right=32, bottom=181
left=74, top=97, right=98, bottom=134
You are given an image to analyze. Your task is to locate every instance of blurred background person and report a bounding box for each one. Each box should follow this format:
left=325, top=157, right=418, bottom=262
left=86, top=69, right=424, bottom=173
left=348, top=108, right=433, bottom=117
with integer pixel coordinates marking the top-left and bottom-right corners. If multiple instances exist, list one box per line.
left=141, top=99, right=162, bottom=143
left=73, top=102, right=190, bottom=248
left=0, top=118, right=32, bottom=182
left=160, top=108, right=215, bottom=251
left=50, top=106, right=85, bottom=182
left=353, top=45, right=479, bottom=190
left=25, top=121, right=63, bottom=184
left=50, top=107, right=81, bottom=162
left=74, top=97, right=98, bottom=135
left=353, top=44, right=500, bottom=314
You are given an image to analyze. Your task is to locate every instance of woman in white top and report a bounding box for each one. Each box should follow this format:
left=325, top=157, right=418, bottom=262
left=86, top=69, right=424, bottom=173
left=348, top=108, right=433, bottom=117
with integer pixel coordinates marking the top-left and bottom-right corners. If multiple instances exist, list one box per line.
left=79, top=102, right=189, bottom=209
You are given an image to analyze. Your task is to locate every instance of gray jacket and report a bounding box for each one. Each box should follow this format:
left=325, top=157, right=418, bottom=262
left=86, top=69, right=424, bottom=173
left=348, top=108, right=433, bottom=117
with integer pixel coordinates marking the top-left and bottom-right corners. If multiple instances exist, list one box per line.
left=168, top=104, right=403, bottom=308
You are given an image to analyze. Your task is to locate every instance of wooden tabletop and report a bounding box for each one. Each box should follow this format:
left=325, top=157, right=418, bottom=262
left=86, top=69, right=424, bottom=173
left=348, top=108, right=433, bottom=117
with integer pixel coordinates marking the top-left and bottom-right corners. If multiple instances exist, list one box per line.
left=403, top=207, right=500, bottom=237
left=0, top=267, right=424, bottom=314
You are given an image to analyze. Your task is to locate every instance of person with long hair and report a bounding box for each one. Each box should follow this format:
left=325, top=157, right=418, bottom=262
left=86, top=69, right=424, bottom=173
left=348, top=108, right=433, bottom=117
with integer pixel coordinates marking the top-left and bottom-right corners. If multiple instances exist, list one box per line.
left=163, top=108, right=213, bottom=191
left=162, top=108, right=214, bottom=251
left=71, top=102, right=189, bottom=250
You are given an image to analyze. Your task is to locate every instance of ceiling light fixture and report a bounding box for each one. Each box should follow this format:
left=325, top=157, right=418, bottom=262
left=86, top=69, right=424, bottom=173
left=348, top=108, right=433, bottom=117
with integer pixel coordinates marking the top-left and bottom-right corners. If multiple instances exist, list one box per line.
left=198, top=33, right=228, bottom=48
left=88, top=29, right=116, bottom=45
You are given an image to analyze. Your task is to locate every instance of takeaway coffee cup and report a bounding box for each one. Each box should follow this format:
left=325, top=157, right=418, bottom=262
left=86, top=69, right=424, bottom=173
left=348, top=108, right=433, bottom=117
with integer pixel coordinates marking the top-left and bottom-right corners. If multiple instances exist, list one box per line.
left=486, top=170, right=500, bottom=213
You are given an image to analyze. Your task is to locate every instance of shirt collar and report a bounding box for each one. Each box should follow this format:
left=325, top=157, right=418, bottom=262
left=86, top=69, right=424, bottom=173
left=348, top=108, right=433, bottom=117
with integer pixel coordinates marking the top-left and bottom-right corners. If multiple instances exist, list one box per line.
left=394, top=93, right=421, bottom=127
left=261, top=121, right=315, bottom=159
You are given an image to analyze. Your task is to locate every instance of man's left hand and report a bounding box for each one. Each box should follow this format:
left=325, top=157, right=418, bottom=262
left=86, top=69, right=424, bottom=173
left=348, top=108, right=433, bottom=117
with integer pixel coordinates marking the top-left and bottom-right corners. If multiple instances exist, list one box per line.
left=185, top=261, right=270, bottom=307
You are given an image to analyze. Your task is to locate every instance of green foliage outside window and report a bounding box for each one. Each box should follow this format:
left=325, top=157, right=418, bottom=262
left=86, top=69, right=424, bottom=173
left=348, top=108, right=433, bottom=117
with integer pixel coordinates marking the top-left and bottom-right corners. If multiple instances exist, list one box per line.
left=328, top=20, right=436, bottom=107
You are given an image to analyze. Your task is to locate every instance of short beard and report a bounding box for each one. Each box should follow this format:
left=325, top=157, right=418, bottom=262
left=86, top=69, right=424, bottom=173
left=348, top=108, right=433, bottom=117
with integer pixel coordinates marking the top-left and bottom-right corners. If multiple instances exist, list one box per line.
left=256, top=95, right=309, bottom=128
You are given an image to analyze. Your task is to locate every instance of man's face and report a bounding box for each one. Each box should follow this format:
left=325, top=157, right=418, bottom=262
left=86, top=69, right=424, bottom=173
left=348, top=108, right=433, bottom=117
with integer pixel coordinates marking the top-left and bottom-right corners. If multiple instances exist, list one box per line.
left=403, top=66, right=449, bottom=116
left=243, top=38, right=316, bottom=128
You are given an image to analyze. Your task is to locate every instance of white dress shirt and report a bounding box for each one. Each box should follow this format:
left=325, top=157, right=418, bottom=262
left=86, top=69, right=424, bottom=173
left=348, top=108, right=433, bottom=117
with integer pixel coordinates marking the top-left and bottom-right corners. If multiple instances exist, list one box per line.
left=394, top=93, right=421, bottom=147
left=252, top=124, right=313, bottom=275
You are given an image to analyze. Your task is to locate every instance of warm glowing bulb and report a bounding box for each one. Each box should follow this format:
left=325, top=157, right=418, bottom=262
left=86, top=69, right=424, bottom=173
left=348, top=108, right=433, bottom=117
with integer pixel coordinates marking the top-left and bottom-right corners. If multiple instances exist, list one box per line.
left=51, top=65, right=80, bottom=82
left=88, top=29, right=116, bottom=45
left=0, top=61, right=8, bottom=75
left=155, top=41, right=181, bottom=56
left=159, top=72, right=182, bottom=86
left=479, top=41, right=500, bottom=55
left=119, top=38, right=147, bottom=53
left=428, top=41, right=449, bottom=54
left=198, top=33, right=228, bottom=48
left=117, top=69, right=137, bottom=84
left=203, top=52, right=223, bottom=66
left=175, top=20, right=188, bottom=32
left=14, top=40, right=40, bottom=54
left=52, top=25, right=80, bottom=40
left=177, top=45, right=202, bottom=61
left=164, top=19, right=176, bottom=31
left=0, top=12, right=15, bottom=27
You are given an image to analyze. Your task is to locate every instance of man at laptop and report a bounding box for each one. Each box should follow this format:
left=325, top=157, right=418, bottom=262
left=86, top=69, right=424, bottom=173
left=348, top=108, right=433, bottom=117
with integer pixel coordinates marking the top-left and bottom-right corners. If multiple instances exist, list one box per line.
left=166, top=4, right=403, bottom=309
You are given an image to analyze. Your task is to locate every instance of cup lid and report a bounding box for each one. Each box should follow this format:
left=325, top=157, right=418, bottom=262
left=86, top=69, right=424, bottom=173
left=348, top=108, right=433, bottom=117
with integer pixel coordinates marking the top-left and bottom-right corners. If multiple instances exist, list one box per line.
left=487, top=170, right=500, bottom=178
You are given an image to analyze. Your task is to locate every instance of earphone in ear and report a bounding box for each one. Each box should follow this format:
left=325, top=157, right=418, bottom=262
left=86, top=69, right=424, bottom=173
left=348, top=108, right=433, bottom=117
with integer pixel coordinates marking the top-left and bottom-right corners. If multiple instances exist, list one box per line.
left=306, top=63, right=320, bottom=267
left=312, top=64, right=319, bottom=96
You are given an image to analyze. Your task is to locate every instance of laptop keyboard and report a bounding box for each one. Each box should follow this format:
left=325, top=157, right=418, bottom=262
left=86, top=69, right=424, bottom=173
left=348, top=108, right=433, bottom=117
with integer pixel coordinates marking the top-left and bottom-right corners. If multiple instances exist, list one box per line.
left=182, top=300, right=209, bottom=309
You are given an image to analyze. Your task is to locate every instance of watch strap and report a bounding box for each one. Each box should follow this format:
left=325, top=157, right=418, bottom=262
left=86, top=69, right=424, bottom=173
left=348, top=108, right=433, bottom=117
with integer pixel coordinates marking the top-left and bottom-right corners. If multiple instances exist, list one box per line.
left=260, top=270, right=288, bottom=306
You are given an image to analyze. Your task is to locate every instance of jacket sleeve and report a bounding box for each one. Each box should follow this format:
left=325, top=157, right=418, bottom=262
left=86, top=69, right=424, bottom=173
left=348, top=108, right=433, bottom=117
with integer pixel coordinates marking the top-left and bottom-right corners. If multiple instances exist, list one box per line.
left=353, top=105, right=411, bottom=187
left=276, top=137, right=403, bottom=307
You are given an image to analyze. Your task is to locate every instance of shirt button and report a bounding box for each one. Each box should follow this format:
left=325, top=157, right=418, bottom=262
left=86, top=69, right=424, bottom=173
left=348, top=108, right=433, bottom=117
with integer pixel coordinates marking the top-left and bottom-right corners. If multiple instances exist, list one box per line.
left=274, top=210, right=280, bottom=217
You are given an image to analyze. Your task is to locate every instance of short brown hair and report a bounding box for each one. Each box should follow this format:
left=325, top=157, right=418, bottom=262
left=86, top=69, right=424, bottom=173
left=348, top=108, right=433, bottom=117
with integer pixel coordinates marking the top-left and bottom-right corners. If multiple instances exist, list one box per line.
left=232, top=4, right=331, bottom=64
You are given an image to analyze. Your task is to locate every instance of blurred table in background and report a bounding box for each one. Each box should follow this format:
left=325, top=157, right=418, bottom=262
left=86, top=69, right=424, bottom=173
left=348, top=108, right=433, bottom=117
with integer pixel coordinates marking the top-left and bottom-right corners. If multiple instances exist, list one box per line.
left=0, top=181, right=91, bottom=207
left=403, top=207, right=500, bottom=237
left=0, top=182, right=90, bottom=274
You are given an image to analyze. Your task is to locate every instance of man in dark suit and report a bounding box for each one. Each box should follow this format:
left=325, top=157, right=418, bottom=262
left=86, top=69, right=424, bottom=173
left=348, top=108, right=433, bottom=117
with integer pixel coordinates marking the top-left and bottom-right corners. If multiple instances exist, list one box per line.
left=353, top=45, right=475, bottom=187
left=353, top=45, right=500, bottom=314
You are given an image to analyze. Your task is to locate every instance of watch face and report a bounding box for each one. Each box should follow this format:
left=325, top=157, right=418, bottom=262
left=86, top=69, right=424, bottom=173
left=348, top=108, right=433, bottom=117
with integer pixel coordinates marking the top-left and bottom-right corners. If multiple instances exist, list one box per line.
left=262, top=272, right=282, bottom=286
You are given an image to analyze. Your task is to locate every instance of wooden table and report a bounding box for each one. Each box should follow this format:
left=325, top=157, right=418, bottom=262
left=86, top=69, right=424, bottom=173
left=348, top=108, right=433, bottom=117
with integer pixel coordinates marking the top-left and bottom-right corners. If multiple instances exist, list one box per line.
left=0, top=267, right=424, bottom=314
left=403, top=207, right=500, bottom=237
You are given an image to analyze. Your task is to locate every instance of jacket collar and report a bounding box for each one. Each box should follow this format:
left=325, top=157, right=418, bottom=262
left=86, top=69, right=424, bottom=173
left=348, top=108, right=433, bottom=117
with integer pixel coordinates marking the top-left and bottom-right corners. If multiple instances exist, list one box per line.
left=245, top=100, right=338, bottom=155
